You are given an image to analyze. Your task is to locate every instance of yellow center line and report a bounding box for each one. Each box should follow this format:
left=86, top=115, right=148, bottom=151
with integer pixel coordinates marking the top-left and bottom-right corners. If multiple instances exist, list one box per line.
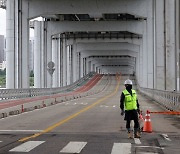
left=19, top=76, right=120, bottom=142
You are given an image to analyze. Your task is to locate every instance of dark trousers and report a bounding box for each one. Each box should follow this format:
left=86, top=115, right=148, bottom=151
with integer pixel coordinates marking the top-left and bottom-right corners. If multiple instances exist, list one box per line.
left=125, top=110, right=139, bottom=130
left=126, top=118, right=139, bottom=129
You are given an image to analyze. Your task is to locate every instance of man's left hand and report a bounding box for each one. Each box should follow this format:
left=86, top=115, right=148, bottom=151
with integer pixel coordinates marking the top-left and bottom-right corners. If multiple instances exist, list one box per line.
left=121, top=110, right=124, bottom=116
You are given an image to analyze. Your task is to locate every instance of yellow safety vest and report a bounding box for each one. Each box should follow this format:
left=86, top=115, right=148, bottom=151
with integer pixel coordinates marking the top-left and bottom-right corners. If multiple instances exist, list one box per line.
left=123, top=89, right=137, bottom=111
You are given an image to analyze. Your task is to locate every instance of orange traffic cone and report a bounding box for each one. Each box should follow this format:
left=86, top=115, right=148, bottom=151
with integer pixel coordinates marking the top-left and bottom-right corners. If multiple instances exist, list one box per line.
left=143, top=110, right=152, bottom=133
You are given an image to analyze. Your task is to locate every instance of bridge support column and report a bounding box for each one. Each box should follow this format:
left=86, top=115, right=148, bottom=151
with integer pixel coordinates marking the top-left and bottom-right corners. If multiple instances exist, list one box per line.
left=67, top=45, right=72, bottom=85
left=6, top=0, right=15, bottom=88
left=175, top=0, right=180, bottom=91
left=46, top=23, right=53, bottom=88
left=34, top=21, right=46, bottom=88
left=137, top=40, right=143, bottom=85
left=58, top=37, right=61, bottom=87
left=147, top=0, right=154, bottom=88
left=165, top=0, right=176, bottom=90
left=72, top=43, right=78, bottom=82
left=68, top=44, right=74, bottom=84
left=87, top=60, right=91, bottom=74
left=154, top=0, right=165, bottom=90
left=6, top=0, right=29, bottom=88
left=93, top=64, right=95, bottom=72
left=80, top=57, right=84, bottom=78
left=77, top=52, right=81, bottom=79
left=62, top=37, right=67, bottom=86
left=52, top=38, right=59, bottom=87
left=60, top=36, right=63, bottom=87
left=142, top=20, right=148, bottom=88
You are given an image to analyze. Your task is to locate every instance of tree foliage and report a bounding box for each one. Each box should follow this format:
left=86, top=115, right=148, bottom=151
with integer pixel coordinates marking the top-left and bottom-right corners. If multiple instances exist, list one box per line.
left=0, top=69, right=6, bottom=76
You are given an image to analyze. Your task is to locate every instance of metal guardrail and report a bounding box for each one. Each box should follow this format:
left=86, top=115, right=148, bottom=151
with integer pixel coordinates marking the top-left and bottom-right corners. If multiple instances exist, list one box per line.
left=0, top=0, right=6, bottom=9
left=0, top=72, right=96, bottom=101
left=137, top=86, right=180, bottom=111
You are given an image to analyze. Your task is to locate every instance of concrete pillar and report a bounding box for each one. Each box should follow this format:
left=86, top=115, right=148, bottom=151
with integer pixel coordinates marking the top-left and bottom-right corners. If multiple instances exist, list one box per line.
left=72, top=43, right=77, bottom=82
left=142, top=20, right=148, bottom=88
left=80, top=57, right=84, bottom=77
left=93, top=64, right=95, bottom=72
left=147, top=0, right=154, bottom=88
left=78, top=52, right=81, bottom=79
left=139, top=40, right=143, bottom=85
left=84, top=58, right=87, bottom=75
left=88, top=60, right=91, bottom=73
left=69, top=45, right=73, bottom=84
left=40, top=21, right=46, bottom=88
left=6, top=0, right=15, bottom=88
left=19, top=0, right=29, bottom=88
left=62, top=37, right=67, bottom=86
left=6, top=0, right=29, bottom=88
left=57, top=37, right=61, bottom=87
left=154, top=0, right=165, bottom=90
left=66, top=45, right=70, bottom=85
left=52, top=38, right=58, bottom=87
left=60, top=36, right=63, bottom=87
left=46, top=23, right=52, bottom=88
left=175, top=0, right=180, bottom=91
left=34, top=21, right=46, bottom=88
left=165, top=0, right=176, bottom=90
left=34, top=21, right=42, bottom=88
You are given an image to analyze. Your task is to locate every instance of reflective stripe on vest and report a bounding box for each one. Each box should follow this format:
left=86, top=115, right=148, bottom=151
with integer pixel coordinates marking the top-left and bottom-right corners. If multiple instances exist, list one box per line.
left=122, top=89, right=137, bottom=110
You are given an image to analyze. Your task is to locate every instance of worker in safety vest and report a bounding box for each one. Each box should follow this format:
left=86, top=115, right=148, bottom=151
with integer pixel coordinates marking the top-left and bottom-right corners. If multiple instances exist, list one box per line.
left=120, top=79, right=141, bottom=138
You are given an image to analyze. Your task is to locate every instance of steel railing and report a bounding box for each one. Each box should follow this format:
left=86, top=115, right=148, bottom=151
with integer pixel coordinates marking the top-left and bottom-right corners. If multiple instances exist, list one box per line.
left=0, top=72, right=96, bottom=101
left=137, top=85, right=180, bottom=111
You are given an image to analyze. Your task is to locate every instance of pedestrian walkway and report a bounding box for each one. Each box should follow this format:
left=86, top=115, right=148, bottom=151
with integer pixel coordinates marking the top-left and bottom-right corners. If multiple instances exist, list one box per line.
left=6, top=139, right=163, bottom=153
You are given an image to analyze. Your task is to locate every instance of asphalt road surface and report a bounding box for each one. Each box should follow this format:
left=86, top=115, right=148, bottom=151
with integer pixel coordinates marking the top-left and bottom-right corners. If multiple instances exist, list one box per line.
left=0, top=75, right=180, bottom=154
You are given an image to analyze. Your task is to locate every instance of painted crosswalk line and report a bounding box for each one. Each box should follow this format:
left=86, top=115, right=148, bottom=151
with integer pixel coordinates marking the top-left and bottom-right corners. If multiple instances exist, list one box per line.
left=134, top=138, right=141, bottom=144
left=161, top=134, right=171, bottom=141
left=60, top=141, right=87, bottom=153
left=9, top=141, right=45, bottom=152
left=111, top=143, right=131, bottom=154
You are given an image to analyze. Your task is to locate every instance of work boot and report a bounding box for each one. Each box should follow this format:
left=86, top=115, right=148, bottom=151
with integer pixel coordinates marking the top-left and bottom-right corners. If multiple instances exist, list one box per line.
left=134, top=132, right=141, bottom=138
left=134, top=128, right=141, bottom=138
left=128, top=131, right=133, bottom=139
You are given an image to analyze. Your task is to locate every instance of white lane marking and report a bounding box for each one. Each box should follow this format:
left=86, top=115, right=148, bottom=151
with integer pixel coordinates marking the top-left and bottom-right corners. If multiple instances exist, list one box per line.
left=111, top=143, right=131, bottom=154
left=134, top=145, right=164, bottom=149
left=138, top=152, right=158, bottom=154
left=134, top=138, right=141, bottom=144
left=9, top=141, right=45, bottom=152
left=60, top=141, right=87, bottom=153
left=100, top=105, right=116, bottom=108
left=0, top=141, right=2, bottom=142
left=0, top=130, right=43, bottom=132
left=162, top=134, right=171, bottom=141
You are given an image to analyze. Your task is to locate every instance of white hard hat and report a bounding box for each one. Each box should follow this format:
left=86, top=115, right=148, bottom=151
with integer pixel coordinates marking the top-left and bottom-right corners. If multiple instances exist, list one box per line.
left=124, top=79, right=133, bottom=85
